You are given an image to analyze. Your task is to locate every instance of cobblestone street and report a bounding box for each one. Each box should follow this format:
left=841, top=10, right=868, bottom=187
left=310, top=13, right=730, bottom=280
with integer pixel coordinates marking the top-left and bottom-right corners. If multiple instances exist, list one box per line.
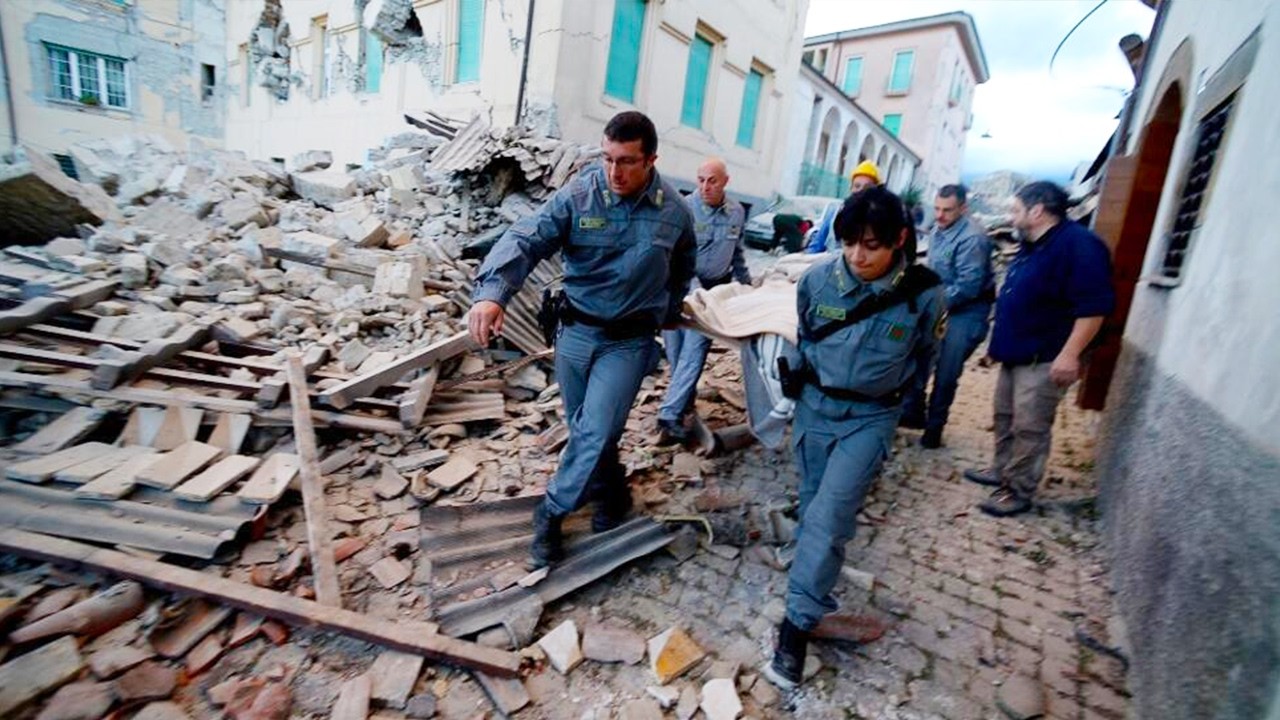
left=499, top=349, right=1132, bottom=720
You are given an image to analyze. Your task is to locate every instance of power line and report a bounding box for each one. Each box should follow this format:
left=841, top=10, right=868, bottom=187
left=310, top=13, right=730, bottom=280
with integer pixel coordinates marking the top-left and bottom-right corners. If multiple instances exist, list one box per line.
left=1050, top=0, right=1109, bottom=76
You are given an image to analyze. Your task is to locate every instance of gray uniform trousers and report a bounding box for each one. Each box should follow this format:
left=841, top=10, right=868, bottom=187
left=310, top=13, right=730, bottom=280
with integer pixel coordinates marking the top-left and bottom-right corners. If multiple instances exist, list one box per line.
left=786, top=400, right=898, bottom=630
left=545, top=322, right=658, bottom=517
left=993, top=362, right=1066, bottom=499
left=903, top=308, right=990, bottom=431
left=658, top=327, right=713, bottom=422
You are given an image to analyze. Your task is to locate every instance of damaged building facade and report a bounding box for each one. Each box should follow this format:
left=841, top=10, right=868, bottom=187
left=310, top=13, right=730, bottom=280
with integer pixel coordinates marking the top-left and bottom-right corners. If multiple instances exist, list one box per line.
left=225, top=0, right=810, bottom=208
left=1086, top=0, right=1280, bottom=717
left=0, top=0, right=225, bottom=164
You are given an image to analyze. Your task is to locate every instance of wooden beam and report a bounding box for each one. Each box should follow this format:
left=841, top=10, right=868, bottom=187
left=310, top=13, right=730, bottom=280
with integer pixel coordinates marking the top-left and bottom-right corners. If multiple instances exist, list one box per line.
left=398, top=366, right=439, bottom=428
left=0, top=528, right=522, bottom=677
left=0, top=371, right=406, bottom=434
left=0, top=281, right=118, bottom=337
left=320, top=332, right=478, bottom=410
left=285, top=353, right=342, bottom=608
left=91, top=324, right=210, bottom=390
left=262, top=246, right=458, bottom=292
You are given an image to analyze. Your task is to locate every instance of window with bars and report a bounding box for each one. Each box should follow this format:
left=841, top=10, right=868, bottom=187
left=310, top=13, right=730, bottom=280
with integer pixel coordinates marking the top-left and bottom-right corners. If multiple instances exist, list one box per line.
left=46, top=45, right=129, bottom=109
left=1161, top=94, right=1236, bottom=280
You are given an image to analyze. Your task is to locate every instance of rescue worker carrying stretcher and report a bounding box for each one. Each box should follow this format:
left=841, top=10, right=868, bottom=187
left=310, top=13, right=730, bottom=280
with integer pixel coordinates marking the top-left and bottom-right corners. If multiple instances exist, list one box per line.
left=765, top=186, right=946, bottom=689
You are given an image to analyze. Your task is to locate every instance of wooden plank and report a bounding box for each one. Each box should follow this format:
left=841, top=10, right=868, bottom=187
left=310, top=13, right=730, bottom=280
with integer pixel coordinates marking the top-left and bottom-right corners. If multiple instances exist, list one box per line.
left=330, top=673, right=372, bottom=720
left=150, top=406, right=204, bottom=451
left=208, top=413, right=252, bottom=454
left=134, top=441, right=224, bottom=490
left=0, top=635, right=84, bottom=716
left=319, top=332, right=478, bottom=410
left=173, top=455, right=261, bottom=502
left=398, top=366, right=439, bottom=429
left=0, top=371, right=406, bottom=435
left=419, top=392, right=507, bottom=426
left=54, top=444, right=155, bottom=484
left=74, top=451, right=161, bottom=500
left=286, top=353, right=342, bottom=608
left=6, top=442, right=115, bottom=483
left=0, top=529, right=520, bottom=676
left=0, top=296, right=68, bottom=337
left=91, top=325, right=210, bottom=390
left=236, top=453, right=300, bottom=505
left=12, top=405, right=107, bottom=454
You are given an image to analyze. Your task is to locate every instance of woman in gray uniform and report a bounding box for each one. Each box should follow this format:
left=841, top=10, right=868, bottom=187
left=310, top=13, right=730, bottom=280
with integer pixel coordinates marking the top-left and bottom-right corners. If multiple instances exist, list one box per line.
left=765, top=186, right=946, bottom=689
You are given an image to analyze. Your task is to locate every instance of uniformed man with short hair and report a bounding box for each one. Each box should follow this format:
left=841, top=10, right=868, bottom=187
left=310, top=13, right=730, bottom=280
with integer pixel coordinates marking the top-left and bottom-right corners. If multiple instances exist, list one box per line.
left=764, top=186, right=945, bottom=690
left=657, top=157, right=751, bottom=443
left=468, top=111, right=696, bottom=569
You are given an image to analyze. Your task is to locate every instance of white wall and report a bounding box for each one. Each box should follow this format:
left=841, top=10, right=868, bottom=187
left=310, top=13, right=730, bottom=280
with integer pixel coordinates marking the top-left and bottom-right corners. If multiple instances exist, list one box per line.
left=1121, top=0, right=1280, bottom=454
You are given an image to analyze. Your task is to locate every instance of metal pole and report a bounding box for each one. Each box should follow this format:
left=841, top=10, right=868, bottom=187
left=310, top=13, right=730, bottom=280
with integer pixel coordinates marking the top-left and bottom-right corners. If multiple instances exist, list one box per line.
left=514, top=0, right=535, bottom=127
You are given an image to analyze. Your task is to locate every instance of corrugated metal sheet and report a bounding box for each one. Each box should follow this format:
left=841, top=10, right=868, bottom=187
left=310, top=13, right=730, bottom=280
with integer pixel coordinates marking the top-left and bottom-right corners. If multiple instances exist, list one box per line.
left=0, top=478, right=259, bottom=560
left=428, top=117, right=494, bottom=175
left=421, top=496, right=673, bottom=639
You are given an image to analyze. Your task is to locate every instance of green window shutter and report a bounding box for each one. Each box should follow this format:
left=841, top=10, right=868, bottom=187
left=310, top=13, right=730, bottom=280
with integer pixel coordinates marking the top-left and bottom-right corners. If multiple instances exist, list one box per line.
left=455, top=0, right=483, bottom=83
left=883, top=113, right=902, bottom=136
left=841, top=57, right=862, bottom=95
left=888, top=50, right=913, bottom=93
left=365, top=30, right=384, bottom=92
left=680, top=35, right=712, bottom=128
left=604, top=0, right=646, bottom=102
left=736, top=69, right=762, bottom=148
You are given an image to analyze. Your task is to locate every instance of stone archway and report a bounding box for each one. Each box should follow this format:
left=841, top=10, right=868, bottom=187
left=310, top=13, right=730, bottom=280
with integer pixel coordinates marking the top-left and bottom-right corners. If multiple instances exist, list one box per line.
left=838, top=120, right=859, bottom=179
left=875, top=145, right=889, bottom=175
left=858, top=134, right=875, bottom=164
left=1078, top=82, right=1184, bottom=410
left=815, top=106, right=840, bottom=169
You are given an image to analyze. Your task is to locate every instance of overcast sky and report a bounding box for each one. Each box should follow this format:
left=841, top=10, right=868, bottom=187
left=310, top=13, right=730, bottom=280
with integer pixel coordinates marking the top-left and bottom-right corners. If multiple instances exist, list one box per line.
left=804, top=0, right=1157, bottom=181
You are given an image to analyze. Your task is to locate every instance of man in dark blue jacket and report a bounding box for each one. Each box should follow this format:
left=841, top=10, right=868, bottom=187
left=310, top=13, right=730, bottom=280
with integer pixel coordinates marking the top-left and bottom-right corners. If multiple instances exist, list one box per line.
left=964, top=182, right=1115, bottom=517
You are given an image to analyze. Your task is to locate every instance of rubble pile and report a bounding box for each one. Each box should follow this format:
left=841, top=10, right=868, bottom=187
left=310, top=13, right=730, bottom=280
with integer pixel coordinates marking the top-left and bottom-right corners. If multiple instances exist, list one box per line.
left=0, top=118, right=789, bottom=717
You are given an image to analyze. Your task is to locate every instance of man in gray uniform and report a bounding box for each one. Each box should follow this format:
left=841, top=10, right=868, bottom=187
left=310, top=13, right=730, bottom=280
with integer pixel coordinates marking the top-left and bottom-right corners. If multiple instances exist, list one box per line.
left=468, top=111, right=696, bottom=569
left=657, top=157, right=751, bottom=443
left=901, top=184, right=995, bottom=448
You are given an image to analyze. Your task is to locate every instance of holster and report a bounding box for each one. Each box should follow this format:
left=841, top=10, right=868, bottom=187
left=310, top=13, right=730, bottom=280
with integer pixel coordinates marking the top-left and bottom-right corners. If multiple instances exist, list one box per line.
left=537, top=287, right=567, bottom=347
left=777, top=356, right=806, bottom=400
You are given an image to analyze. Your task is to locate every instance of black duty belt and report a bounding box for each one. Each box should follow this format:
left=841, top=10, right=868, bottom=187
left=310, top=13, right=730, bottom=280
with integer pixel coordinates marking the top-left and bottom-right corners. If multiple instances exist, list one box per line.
left=561, top=303, right=657, bottom=340
left=802, top=366, right=905, bottom=406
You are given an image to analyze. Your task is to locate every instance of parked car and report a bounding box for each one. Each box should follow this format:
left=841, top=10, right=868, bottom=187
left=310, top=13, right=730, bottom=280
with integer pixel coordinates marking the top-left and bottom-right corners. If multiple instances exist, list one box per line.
left=743, top=195, right=841, bottom=252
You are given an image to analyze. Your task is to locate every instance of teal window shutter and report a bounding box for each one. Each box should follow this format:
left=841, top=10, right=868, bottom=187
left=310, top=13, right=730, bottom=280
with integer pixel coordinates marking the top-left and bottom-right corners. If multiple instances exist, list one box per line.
left=888, top=50, right=914, bottom=93
left=883, top=113, right=902, bottom=136
left=604, top=0, right=646, bottom=102
left=736, top=69, right=762, bottom=148
left=842, top=56, right=862, bottom=95
left=365, top=31, right=384, bottom=92
left=680, top=35, right=712, bottom=128
left=455, top=0, right=483, bottom=83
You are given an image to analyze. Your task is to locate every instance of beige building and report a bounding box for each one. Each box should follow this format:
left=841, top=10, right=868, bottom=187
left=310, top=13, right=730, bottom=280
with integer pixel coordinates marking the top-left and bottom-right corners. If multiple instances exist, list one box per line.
left=0, top=0, right=225, bottom=168
left=225, top=0, right=810, bottom=208
left=802, top=12, right=988, bottom=202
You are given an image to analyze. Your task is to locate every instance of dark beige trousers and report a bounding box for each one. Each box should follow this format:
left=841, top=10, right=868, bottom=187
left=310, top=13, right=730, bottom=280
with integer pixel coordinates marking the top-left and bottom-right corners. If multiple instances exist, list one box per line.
left=993, top=362, right=1066, bottom=499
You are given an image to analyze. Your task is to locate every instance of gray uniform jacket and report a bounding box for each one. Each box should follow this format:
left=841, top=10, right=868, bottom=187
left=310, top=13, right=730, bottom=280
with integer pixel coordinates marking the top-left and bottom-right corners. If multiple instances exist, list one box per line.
left=472, top=164, right=697, bottom=326
left=793, top=255, right=946, bottom=419
left=685, top=194, right=751, bottom=286
left=926, top=216, right=994, bottom=314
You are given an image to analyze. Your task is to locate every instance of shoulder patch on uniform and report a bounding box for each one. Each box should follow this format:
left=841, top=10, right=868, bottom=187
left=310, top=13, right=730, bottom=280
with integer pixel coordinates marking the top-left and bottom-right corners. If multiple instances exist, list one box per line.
left=816, top=304, right=847, bottom=321
left=886, top=323, right=908, bottom=342
left=578, top=216, right=608, bottom=230
left=727, top=225, right=741, bottom=238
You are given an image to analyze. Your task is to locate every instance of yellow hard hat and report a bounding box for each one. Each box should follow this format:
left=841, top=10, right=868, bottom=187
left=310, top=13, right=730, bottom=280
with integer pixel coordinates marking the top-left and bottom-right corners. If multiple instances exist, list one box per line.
left=850, top=160, right=882, bottom=184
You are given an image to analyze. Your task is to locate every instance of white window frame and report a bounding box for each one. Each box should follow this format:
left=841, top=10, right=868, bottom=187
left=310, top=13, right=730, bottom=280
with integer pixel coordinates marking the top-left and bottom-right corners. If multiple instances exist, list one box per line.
left=47, top=44, right=130, bottom=110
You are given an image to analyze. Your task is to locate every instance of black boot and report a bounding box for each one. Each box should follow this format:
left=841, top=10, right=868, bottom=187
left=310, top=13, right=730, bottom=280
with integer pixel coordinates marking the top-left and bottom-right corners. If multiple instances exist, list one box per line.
left=763, top=618, right=808, bottom=690
left=592, top=461, right=633, bottom=532
left=527, top=500, right=564, bottom=571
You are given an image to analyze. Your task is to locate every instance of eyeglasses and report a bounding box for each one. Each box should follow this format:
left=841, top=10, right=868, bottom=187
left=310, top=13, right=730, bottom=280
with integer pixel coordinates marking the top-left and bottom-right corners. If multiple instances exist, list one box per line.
left=603, top=155, right=648, bottom=169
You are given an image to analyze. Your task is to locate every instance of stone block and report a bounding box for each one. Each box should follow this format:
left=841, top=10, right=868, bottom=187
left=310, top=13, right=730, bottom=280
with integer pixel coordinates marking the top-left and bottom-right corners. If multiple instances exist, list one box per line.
left=582, top=623, right=646, bottom=665
left=290, top=170, right=356, bottom=209
left=648, top=627, right=706, bottom=685
left=220, top=196, right=268, bottom=230
left=290, top=150, right=333, bottom=173
left=0, top=148, right=121, bottom=242
left=536, top=620, right=583, bottom=675
left=372, top=261, right=423, bottom=299
left=700, top=678, right=742, bottom=720
left=282, top=231, right=341, bottom=260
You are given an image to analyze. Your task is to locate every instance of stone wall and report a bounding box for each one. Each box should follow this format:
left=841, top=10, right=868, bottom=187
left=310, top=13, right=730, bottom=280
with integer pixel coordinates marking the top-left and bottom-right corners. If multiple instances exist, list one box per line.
left=1097, top=342, right=1280, bottom=719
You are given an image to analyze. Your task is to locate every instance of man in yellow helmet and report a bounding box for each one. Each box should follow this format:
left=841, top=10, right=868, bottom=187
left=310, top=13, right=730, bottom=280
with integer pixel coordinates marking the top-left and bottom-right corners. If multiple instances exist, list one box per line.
left=805, top=160, right=882, bottom=254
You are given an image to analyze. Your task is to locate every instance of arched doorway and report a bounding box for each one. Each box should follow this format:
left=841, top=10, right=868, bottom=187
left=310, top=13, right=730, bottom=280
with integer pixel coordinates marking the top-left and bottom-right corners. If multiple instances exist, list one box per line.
left=875, top=146, right=889, bottom=178
left=1078, top=83, right=1183, bottom=409
left=858, top=134, right=875, bottom=164
left=838, top=121, right=859, bottom=179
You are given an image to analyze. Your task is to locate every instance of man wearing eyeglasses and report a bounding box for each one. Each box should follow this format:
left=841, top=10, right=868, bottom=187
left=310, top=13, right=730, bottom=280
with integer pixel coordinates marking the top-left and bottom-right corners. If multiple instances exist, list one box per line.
left=469, top=111, right=697, bottom=570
